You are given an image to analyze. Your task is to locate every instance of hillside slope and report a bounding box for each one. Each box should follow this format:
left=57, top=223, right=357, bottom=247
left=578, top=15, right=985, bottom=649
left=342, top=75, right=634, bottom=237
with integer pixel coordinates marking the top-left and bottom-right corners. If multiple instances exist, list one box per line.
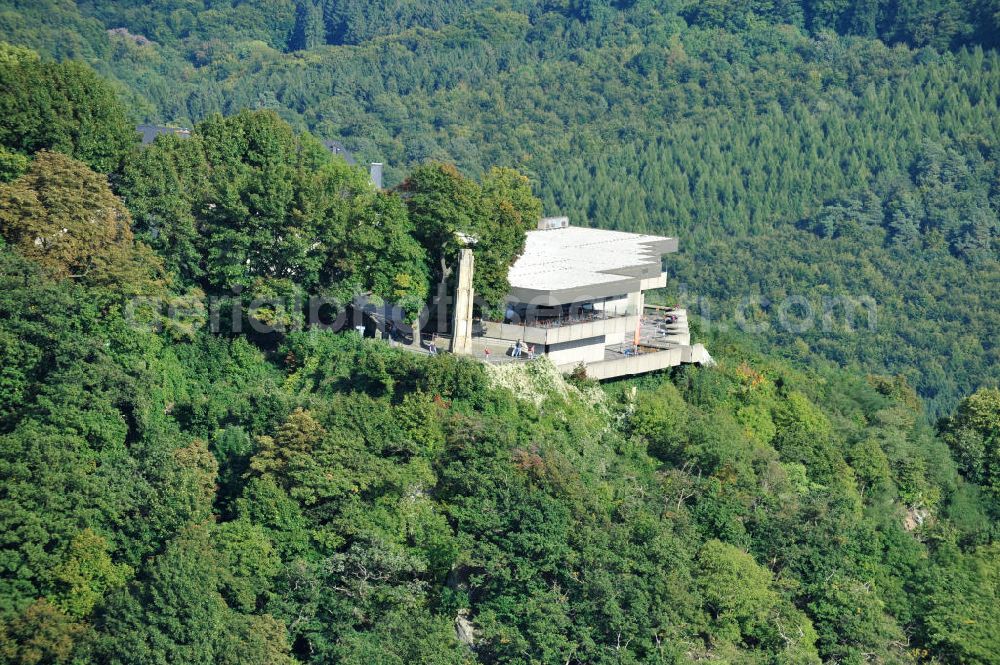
left=2, top=237, right=997, bottom=661
left=2, top=1, right=996, bottom=413
left=0, top=37, right=997, bottom=663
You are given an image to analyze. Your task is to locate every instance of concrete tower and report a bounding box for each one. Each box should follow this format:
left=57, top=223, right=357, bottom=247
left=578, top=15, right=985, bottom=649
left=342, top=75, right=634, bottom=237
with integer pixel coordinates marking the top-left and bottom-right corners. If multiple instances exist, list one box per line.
left=450, top=248, right=475, bottom=355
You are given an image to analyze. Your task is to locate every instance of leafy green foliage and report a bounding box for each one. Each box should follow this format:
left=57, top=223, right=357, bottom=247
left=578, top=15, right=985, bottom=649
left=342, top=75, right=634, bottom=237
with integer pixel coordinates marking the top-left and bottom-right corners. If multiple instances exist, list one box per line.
left=0, top=151, right=164, bottom=293
left=3, top=3, right=998, bottom=409
left=0, top=43, right=135, bottom=173
left=96, top=523, right=295, bottom=665
left=0, top=599, right=88, bottom=665
left=941, top=388, right=1000, bottom=499
left=402, top=163, right=539, bottom=307
left=917, top=542, right=1000, bottom=663
left=0, top=5, right=998, bottom=665
left=697, top=539, right=821, bottom=662
left=2, top=211, right=998, bottom=662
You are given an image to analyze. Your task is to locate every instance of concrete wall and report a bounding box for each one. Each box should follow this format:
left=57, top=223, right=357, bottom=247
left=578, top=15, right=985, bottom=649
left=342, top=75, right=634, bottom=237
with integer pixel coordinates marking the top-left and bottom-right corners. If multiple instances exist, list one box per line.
left=556, top=343, right=712, bottom=380
left=485, top=315, right=639, bottom=346
left=638, top=271, right=668, bottom=291
left=605, top=331, right=625, bottom=345
left=470, top=334, right=606, bottom=366
left=545, top=336, right=607, bottom=366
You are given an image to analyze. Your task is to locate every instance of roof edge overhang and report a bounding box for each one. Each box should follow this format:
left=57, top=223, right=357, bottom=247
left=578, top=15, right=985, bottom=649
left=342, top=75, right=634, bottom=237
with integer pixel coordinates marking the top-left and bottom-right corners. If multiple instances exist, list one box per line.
left=508, top=277, right=642, bottom=306
left=505, top=235, right=678, bottom=307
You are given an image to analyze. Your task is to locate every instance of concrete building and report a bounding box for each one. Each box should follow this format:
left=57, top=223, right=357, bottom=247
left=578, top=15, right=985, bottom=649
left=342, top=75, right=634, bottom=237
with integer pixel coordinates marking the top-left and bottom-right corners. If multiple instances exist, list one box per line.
left=466, top=217, right=711, bottom=378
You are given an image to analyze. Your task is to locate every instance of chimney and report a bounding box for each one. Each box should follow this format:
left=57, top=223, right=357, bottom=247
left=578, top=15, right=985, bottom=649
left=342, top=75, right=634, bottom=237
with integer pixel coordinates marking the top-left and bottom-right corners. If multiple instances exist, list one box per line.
left=369, top=162, right=383, bottom=189
left=537, top=216, right=569, bottom=230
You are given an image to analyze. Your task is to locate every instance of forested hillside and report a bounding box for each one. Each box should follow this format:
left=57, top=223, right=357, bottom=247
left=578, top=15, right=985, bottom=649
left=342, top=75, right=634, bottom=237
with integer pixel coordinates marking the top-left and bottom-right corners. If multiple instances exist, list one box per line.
left=2, top=138, right=999, bottom=659
left=0, top=2, right=999, bottom=664
left=3, top=0, right=996, bottom=413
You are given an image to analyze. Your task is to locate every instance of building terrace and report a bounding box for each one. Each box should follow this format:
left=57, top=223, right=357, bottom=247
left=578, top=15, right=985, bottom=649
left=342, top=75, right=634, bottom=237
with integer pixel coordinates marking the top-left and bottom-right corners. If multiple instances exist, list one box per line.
left=454, top=217, right=711, bottom=378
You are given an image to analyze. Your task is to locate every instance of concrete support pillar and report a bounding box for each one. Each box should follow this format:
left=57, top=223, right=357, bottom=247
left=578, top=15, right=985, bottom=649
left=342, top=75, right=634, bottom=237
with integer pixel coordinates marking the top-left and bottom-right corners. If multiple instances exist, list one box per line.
left=626, top=289, right=644, bottom=316
left=627, top=289, right=645, bottom=347
left=450, top=248, right=475, bottom=355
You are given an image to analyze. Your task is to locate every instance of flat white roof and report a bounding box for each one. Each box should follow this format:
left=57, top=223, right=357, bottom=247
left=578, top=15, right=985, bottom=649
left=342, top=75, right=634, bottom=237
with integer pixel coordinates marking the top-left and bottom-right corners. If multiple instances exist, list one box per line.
left=508, top=226, right=677, bottom=297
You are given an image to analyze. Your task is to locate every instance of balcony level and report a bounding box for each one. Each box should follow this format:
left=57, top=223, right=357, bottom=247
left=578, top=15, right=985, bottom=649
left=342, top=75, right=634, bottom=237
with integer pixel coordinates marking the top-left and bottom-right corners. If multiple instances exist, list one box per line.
left=482, top=313, right=638, bottom=346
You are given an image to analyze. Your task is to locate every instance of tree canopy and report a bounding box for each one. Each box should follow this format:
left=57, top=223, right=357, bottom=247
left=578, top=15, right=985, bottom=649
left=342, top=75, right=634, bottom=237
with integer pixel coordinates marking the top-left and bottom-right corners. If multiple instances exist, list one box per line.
left=118, top=110, right=432, bottom=310
left=0, top=150, right=163, bottom=293
left=0, top=43, right=135, bottom=177
left=402, top=163, right=539, bottom=308
left=0, top=5, right=998, bottom=665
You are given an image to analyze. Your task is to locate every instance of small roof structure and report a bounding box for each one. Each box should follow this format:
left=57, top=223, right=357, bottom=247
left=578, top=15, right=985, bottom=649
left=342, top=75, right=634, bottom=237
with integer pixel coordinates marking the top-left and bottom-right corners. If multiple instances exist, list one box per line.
left=136, top=124, right=191, bottom=144
left=507, top=225, right=677, bottom=305
left=322, top=139, right=357, bottom=165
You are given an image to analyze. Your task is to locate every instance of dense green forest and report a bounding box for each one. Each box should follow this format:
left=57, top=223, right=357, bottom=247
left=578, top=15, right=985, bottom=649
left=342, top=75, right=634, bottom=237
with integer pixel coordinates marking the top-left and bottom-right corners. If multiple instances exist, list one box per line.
left=2, top=0, right=996, bottom=413
left=0, top=1, right=999, bottom=664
